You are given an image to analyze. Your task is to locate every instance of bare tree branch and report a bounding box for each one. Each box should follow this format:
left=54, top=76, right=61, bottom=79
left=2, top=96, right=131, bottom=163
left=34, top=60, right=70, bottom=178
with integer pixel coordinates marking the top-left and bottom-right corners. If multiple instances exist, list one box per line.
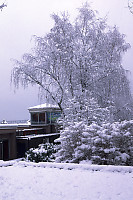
left=0, top=2, right=7, bottom=11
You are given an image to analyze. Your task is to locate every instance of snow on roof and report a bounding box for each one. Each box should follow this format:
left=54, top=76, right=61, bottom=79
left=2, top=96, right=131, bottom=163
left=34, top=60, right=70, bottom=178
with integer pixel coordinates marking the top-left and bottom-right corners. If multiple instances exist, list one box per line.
left=0, top=124, right=18, bottom=129
left=28, top=103, right=60, bottom=111
left=16, top=133, right=60, bottom=139
left=0, top=122, right=30, bottom=129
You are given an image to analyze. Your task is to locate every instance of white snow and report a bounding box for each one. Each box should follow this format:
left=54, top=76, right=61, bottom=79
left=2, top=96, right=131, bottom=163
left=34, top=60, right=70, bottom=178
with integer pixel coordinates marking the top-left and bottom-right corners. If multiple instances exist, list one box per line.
left=17, top=133, right=59, bottom=140
left=28, top=103, right=59, bottom=110
left=0, top=161, right=133, bottom=200
left=0, top=121, right=30, bottom=129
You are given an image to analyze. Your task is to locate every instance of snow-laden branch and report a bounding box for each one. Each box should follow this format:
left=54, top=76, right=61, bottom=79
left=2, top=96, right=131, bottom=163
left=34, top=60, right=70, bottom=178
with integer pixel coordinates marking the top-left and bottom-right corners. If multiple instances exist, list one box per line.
left=128, top=0, right=133, bottom=14
left=0, top=2, right=7, bottom=11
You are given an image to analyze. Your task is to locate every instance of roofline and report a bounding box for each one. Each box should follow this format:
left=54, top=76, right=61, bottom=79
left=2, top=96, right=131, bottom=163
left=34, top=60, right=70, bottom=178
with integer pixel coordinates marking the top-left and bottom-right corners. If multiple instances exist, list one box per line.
left=28, top=103, right=60, bottom=112
left=16, top=133, right=60, bottom=139
left=28, top=108, right=61, bottom=113
left=0, top=125, right=18, bottom=130
left=0, top=123, right=30, bottom=130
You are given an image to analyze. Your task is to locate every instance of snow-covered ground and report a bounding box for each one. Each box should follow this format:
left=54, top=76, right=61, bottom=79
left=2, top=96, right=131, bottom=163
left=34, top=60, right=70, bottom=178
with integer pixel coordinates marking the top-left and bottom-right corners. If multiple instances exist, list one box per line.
left=0, top=161, right=133, bottom=200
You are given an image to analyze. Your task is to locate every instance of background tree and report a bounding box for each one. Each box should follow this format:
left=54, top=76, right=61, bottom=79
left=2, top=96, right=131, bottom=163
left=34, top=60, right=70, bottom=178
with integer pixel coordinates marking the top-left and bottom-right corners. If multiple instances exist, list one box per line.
left=12, top=2, right=132, bottom=121
left=128, top=0, right=133, bottom=14
left=0, top=2, right=7, bottom=11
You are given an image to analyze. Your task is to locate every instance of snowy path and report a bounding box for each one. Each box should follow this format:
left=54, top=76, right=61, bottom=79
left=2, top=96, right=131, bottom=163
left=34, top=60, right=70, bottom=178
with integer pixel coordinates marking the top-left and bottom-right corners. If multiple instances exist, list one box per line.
left=0, top=162, right=133, bottom=200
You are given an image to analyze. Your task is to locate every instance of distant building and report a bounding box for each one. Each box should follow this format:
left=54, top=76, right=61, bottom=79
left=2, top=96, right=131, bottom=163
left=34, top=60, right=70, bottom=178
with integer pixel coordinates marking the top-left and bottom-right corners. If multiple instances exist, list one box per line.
left=0, top=126, right=16, bottom=161
left=0, top=122, right=30, bottom=161
left=0, top=103, right=61, bottom=160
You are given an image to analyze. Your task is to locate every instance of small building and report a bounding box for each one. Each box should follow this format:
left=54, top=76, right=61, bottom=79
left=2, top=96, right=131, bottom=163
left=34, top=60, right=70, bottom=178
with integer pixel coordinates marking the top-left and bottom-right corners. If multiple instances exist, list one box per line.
left=29, top=103, right=61, bottom=131
left=0, top=125, right=17, bottom=160
left=0, top=122, right=30, bottom=160
left=0, top=103, right=61, bottom=160
left=16, top=103, right=61, bottom=158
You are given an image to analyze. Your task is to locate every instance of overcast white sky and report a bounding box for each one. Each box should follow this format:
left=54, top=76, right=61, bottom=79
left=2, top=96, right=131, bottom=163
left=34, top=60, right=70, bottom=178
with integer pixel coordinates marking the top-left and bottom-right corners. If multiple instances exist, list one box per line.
left=0, top=0, right=133, bottom=121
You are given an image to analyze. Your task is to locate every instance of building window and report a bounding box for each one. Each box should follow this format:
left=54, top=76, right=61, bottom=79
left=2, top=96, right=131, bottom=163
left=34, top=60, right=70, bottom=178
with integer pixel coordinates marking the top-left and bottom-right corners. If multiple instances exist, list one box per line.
left=47, top=112, right=51, bottom=124
left=31, top=111, right=61, bottom=124
left=31, top=112, right=46, bottom=124
left=39, top=113, right=45, bottom=123
left=31, top=113, right=38, bottom=123
left=51, top=112, right=61, bottom=123
left=47, top=112, right=61, bottom=124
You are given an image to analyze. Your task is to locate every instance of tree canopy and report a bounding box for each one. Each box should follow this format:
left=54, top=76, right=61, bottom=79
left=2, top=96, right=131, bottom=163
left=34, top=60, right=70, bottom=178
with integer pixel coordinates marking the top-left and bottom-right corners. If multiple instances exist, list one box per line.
left=12, top=2, right=133, bottom=121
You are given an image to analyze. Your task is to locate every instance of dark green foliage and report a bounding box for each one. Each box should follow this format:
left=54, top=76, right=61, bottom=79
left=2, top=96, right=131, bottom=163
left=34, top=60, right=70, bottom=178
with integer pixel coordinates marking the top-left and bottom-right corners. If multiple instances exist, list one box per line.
left=25, top=143, right=58, bottom=163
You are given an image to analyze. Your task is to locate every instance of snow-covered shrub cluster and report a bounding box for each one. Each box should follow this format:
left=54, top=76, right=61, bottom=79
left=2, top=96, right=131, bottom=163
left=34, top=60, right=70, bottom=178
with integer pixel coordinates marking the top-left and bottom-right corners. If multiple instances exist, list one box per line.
left=25, top=143, right=58, bottom=163
left=56, top=120, right=133, bottom=166
left=90, top=121, right=133, bottom=165
left=24, top=120, right=133, bottom=166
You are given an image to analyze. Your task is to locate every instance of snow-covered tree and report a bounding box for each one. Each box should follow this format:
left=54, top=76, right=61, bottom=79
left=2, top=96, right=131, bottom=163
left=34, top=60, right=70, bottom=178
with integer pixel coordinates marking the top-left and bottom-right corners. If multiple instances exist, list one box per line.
left=128, top=0, right=133, bottom=14
left=11, top=2, right=133, bottom=164
left=55, top=95, right=112, bottom=163
left=0, top=2, right=7, bottom=11
left=12, top=2, right=132, bottom=121
left=56, top=121, right=101, bottom=163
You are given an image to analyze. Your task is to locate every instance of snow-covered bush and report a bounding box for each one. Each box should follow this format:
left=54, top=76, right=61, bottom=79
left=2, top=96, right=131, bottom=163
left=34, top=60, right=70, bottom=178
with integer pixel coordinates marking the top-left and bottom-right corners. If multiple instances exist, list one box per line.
left=55, top=96, right=111, bottom=163
left=56, top=119, right=133, bottom=166
left=25, top=143, right=58, bottom=163
left=55, top=121, right=88, bottom=163
left=88, top=121, right=133, bottom=166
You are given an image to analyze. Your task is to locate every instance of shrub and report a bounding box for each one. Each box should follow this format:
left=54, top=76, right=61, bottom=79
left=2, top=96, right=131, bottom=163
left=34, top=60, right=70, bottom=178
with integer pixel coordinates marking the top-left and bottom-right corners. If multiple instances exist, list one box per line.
left=88, top=121, right=133, bottom=166
left=56, top=120, right=133, bottom=166
left=25, top=143, right=58, bottom=163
